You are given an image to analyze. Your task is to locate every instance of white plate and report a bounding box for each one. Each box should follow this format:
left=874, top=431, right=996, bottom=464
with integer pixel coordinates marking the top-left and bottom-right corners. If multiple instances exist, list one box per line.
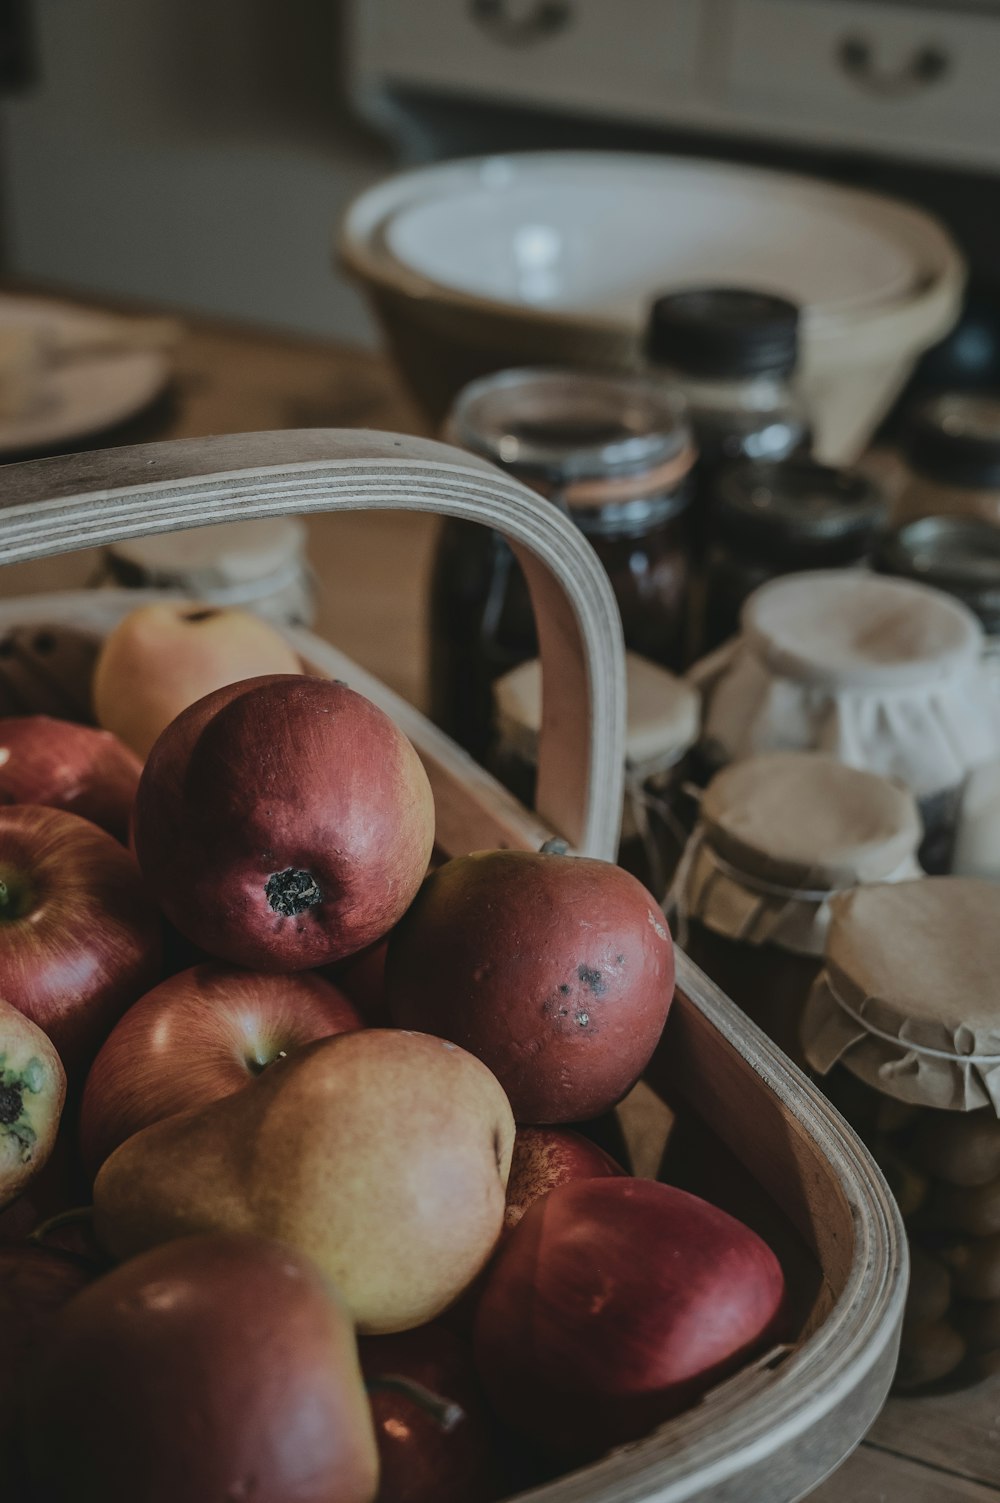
left=383, top=158, right=915, bottom=322
left=0, top=296, right=170, bottom=459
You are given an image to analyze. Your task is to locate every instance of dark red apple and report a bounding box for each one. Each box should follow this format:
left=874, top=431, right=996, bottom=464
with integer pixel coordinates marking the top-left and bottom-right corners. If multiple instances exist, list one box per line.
left=474, top=1177, right=786, bottom=1461
left=0, top=1242, right=97, bottom=1483
left=0, top=805, right=162, bottom=1082
left=22, top=1233, right=379, bottom=1503
left=505, top=1126, right=625, bottom=1230
left=133, top=675, right=435, bottom=971
left=80, top=963, right=363, bottom=1177
left=359, top=1322, right=502, bottom=1503
left=0, top=715, right=141, bottom=843
left=386, top=850, right=674, bottom=1123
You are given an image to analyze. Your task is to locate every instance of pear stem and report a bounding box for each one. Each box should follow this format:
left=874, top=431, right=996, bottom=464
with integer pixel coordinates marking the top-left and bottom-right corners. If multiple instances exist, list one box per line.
left=28, top=1205, right=94, bottom=1245
left=365, top=1375, right=464, bottom=1432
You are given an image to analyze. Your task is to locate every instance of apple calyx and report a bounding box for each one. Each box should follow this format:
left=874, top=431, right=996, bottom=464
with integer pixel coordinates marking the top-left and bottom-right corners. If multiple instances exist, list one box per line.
left=0, top=1056, right=46, bottom=1159
left=365, top=1374, right=464, bottom=1433
left=265, top=869, right=323, bottom=918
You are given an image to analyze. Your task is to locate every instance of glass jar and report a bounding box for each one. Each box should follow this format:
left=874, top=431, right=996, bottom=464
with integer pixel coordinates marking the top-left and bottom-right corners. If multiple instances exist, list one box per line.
left=99, top=518, right=315, bottom=627
left=803, top=878, right=1000, bottom=1391
left=670, top=751, right=922, bottom=1065
left=644, top=287, right=811, bottom=552
left=700, top=570, right=1000, bottom=874
left=876, top=515, right=1000, bottom=663
left=429, top=368, right=696, bottom=762
left=898, top=394, right=1000, bottom=528
left=698, top=459, right=887, bottom=656
left=492, top=650, right=701, bottom=900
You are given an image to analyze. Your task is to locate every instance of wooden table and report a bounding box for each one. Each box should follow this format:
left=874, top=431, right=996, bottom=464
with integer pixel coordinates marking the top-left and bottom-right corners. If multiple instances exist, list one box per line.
left=2, top=291, right=998, bottom=1503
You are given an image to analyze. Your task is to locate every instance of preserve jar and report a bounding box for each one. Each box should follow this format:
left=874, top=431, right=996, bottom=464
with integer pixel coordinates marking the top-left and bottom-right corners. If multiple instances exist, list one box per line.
left=875, top=515, right=1000, bottom=672
left=492, top=650, right=701, bottom=899
left=803, top=878, right=1000, bottom=1391
left=697, top=459, right=887, bottom=656
left=699, top=570, right=1000, bottom=873
left=99, top=518, right=314, bottom=626
left=644, top=287, right=811, bottom=550
left=429, top=368, right=697, bottom=762
left=670, top=751, right=922, bottom=1064
left=897, top=394, right=1000, bottom=528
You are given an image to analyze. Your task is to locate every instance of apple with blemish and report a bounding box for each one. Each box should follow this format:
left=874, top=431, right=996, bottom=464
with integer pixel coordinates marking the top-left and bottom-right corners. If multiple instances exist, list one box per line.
left=0, top=998, right=66, bottom=1210
left=80, top=964, right=363, bottom=1177
left=386, top=850, right=674, bottom=1122
left=93, top=601, right=303, bottom=759
left=504, top=1126, right=625, bottom=1230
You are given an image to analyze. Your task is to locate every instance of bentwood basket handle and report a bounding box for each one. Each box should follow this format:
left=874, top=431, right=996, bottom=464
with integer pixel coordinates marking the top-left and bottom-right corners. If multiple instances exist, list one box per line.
left=0, top=430, right=626, bottom=858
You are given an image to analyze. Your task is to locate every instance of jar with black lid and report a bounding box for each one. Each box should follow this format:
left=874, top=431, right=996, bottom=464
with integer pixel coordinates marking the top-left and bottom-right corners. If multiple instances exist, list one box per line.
left=697, top=459, right=887, bottom=656
left=429, top=368, right=697, bottom=762
left=899, top=394, right=1000, bottom=527
left=644, top=288, right=811, bottom=549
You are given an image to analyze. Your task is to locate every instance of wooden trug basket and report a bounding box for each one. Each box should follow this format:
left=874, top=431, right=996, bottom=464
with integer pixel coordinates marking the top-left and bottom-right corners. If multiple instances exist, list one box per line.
left=0, top=431, right=907, bottom=1503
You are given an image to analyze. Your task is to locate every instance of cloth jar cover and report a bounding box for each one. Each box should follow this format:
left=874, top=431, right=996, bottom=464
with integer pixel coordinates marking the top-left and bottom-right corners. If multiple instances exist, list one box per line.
left=803, top=878, right=1000, bottom=1112
left=700, top=571, right=1000, bottom=799
left=670, top=751, right=923, bottom=955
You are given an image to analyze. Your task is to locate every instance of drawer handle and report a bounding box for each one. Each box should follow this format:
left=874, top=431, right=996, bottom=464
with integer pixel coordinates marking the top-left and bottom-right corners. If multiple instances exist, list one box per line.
left=468, top=0, right=573, bottom=47
left=837, top=36, right=950, bottom=97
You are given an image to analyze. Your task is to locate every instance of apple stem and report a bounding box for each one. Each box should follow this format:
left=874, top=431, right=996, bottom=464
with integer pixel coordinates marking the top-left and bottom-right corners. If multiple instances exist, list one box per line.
left=28, top=1205, right=94, bottom=1246
left=365, top=1375, right=464, bottom=1432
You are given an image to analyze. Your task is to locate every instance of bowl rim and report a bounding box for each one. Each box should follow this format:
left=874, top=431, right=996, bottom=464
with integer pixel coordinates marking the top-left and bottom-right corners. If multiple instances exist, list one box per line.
left=338, top=149, right=964, bottom=342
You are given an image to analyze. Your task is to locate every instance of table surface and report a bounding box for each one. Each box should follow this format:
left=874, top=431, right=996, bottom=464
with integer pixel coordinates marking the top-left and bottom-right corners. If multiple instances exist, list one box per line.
left=2, top=287, right=999, bottom=1503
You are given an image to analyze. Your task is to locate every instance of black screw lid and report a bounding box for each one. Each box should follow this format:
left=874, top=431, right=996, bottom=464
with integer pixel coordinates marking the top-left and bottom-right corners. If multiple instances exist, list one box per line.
left=906, top=394, right=1000, bottom=490
left=645, top=288, right=801, bottom=380
left=876, top=515, right=1000, bottom=634
left=714, top=460, right=887, bottom=560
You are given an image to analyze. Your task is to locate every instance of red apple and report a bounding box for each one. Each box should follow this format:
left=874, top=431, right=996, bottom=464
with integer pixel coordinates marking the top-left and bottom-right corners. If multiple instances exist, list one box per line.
left=359, top=1322, right=503, bottom=1503
left=474, top=1177, right=786, bottom=1461
left=386, top=850, right=674, bottom=1122
left=505, top=1126, right=625, bottom=1231
left=80, top=963, right=363, bottom=1177
left=0, top=715, right=141, bottom=842
left=0, top=805, right=162, bottom=1083
left=134, top=675, right=435, bottom=971
left=0, top=1242, right=97, bottom=1483
left=22, top=1233, right=379, bottom=1503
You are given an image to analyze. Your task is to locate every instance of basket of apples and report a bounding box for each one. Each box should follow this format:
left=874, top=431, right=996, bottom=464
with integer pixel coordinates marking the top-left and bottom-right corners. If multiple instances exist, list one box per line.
left=0, top=431, right=906, bottom=1503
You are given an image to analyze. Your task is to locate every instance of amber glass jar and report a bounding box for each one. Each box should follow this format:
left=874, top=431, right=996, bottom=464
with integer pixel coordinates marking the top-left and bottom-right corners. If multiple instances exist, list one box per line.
left=670, top=751, right=922, bottom=1065
left=697, top=459, right=887, bottom=655
left=804, top=878, right=1000, bottom=1392
left=429, top=368, right=696, bottom=762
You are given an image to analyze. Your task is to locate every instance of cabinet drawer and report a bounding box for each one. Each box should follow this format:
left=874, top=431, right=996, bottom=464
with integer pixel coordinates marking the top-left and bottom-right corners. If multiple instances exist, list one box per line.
left=360, top=0, right=702, bottom=119
left=722, top=0, right=1000, bottom=165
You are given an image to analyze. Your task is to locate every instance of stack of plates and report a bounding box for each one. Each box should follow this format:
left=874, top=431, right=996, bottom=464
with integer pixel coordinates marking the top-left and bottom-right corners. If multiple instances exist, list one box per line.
left=339, top=152, right=965, bottom=462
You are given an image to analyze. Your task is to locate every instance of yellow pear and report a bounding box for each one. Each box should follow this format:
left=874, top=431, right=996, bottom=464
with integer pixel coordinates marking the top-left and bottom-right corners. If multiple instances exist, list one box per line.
left=93, top=1029, right=515, bottom=1334
left=93, top=602, right=302, bottom=759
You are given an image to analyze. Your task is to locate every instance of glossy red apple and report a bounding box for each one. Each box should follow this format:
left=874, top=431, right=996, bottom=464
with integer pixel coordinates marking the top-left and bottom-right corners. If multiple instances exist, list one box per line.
left=504, top=1126, right=625, bottom=1231
left=22, top=1233, right=379, bottom=1503
left=134, top=675, right=435, bottom=971
left=474, top=1177, right=786, bottom=1461
left=387, top=850, right=674, bottom=1122
left=0, top=715, right=141, bottom=843
left=80, top=963, right=363, bottom=1177
left=0, top=1242, right=97, bottom=1483
left=0, top=805, right=162, bottom=1082
left=360, top=1322, right=502, bottom=1503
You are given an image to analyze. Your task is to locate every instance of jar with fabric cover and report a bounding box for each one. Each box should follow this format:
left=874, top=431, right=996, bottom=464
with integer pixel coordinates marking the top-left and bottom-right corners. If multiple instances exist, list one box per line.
left=897, top=394, right=1000, bottom=528
left=99, top=518, right=314, bottom=626
left=698, top=570, right=1000, bottom=874
left=669, top=751, right=922, bottom=1064
left=429, top=368, right=697, bottom=762
left=803, top=878, right=1000, bottom=1391
left=492, top=650, right=700, bottom=900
